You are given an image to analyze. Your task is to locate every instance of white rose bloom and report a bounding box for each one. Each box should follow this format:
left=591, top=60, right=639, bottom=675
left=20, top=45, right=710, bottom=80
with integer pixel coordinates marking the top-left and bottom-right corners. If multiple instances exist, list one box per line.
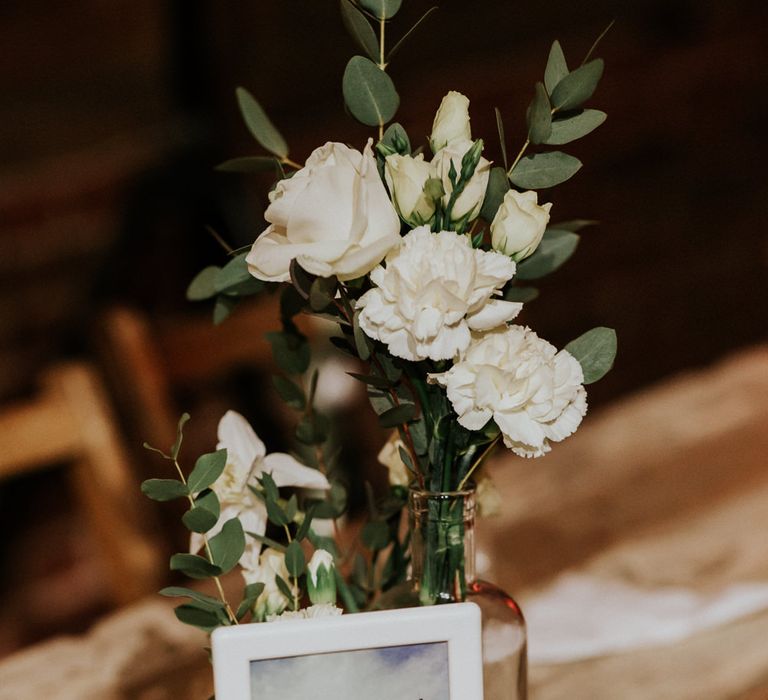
left=377, top=431, right=411, bottom=487
left=189, top=411, right=330, bottom=564
left=357, top=227, right=522, bottom=362
left=430, top=91, right=472, bottom=153
left=491, top=190, right=552, bottom=261
left=432, top=139, right=491, bottom=223
left=243, top=548, right=295, bottom=621
left=246, top=140, right=401, bottom=282
left=384, top=153, right=436, bottom=226
left=430, top=326, right=587, bottom=458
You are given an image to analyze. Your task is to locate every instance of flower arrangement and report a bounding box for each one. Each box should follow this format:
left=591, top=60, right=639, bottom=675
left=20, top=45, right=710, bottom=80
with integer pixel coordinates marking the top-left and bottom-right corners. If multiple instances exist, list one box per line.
left=143, top=0, right=616, bottom=642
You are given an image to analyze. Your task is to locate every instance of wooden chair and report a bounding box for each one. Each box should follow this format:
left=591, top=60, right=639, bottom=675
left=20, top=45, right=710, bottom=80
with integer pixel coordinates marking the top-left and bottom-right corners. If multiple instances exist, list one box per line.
left=0, top=362, right=163, bottom=605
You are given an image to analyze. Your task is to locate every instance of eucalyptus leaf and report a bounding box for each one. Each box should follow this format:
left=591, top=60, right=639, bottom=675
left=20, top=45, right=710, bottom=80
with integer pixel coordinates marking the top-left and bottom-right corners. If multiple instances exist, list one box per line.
left=235, top=87, right=289, bottom=158
left=551, top=219, right=599, bottom=232
left=266, top=497, right=290, bottom=527
left=545, top=109, right=607, bottom=145
left=340, top=0, right=379, bottom=61
left=545, top=40, right=569, bottom=94
left=343, top=56, right=399, bottom=127
left=187, top=449, right=227, bottom=494
left=170, top=553, right=222, bottom=580
left=527, top=82, right=552, bottom=145
left=516, top=229, right=580, bottom=280
left=160, top=586, right=225, bottom=611
left=352, top=310, right=371, bottom=360
left=509, top=151, right=582, bottom=189
left=195, top=489, right=220, bottom=521
left=186, top=267, right=219, bottom=301
left=215, top=156, right=279, bottom=174
left=284, top=540, right=306, bottom=578
left=362, top=520, right=390, bottom=550
left=503, top=286, right=540, bottom=303
left=565, top=327, right=617, bottom=384
left=141, top=478, right=189, bottom=502
left=479, top=166, right=509, bottom=223
left=173, top=603, right=223, bottom=632
left=378, top=403, right=416, bottom=428
left=359, top=0, right=402, bottom=19
left=265, top=330, right=311, bottom=375
left=309, top=275, right=338, bottom=312
left=215, top=253, right=251, bottom=292
left=272, top=375, right=306, bottom=410
left=170, top=412, right=191, bottom=459
left=495, top=108, right=508, bottom=170
left=182, top=505, right=219, bottom=533
left=208, top=518, right=245, bottom=574
left=274, top=574, right=296, bottom=605
left=550, top=58, right=604, bottom=111
left=386, top=6, right=438, bottom=62
left=236, top=582, right=265, bottom=620
left=213, top=295, right=238, bottom=325
left=347, top=371, right=392, bottom=389
left=295, top=507, right=315, bottom=541
left=295, top=414, right=329, bottom=445
left=289, top=259, right=314, bottom=300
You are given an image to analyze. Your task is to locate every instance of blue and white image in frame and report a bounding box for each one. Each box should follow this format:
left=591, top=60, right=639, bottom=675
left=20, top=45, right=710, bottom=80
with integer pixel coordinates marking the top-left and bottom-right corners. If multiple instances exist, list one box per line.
left=250, top=641, right=450, bottom=699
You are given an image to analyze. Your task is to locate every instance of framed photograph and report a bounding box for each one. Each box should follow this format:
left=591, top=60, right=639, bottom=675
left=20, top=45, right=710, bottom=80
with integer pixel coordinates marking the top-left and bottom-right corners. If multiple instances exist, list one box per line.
left=211, top=602, right=484, bottom=700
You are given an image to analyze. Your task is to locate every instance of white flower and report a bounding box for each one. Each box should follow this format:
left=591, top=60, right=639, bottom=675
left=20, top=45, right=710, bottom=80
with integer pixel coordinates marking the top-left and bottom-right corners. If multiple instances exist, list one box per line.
left=491, top=190, right=552, bottom=261
left=384, top=153, right=436, bottom=226
left=430, top=91, right=472, bottom=153
left=246, top=140, right=401, bottom=282
left=244, top=548, right=295, bottom=621
left=377, top=431, right=411, bottom=487
left=306, top=549, right=336, bottom=606
left=356, top=227, right=522, bottom=362
left=430, top=326, right=587, bottom=458
left=431, top=139, right=491, bottom=224
left=189, top=411, right=330, bottom=563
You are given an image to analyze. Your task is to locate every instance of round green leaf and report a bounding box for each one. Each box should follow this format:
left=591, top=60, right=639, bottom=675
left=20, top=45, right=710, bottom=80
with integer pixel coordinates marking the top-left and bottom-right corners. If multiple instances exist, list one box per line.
left=550, top=58, right=604, bottom=112
left=358, top=0, right=402, bottom=19
left=186, top=267, right=220, bottom=302
left=340, top=0, right=379, bottom=61
left=141, top=478, right=189, bottom=502
left=545, top=110, right=607, bottom=145
left=516, top=229, right=580, bottom=280
left=508, top=151, right=582, bottom=190
left=342, top=56, right=399, bottom=127
left=209, top=518, right=246, bottom=574
left=527, top=82, right=552, bottom=145
left=564, top=327, right=617, bottom=384
left=187, top=449, right=227, bottom=494
left=235, top=87, right=289, bottom=158
left=544, top=40, right=569, bottom=94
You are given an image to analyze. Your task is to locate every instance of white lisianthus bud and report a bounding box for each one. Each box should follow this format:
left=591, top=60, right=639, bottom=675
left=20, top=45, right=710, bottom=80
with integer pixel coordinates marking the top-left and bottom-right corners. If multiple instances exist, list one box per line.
left=385, top=153, right=436, bottom=226
left=377, top=431, right=411, bottom=487
left=490, top=190, right=552, bottom=261
left=431, top=139, right=491, bottom=224
left=430, top=91, right=472, bottom=153
left=243, top=548, right=295, bottom=621
left=306, top=549, right=337, bottom=606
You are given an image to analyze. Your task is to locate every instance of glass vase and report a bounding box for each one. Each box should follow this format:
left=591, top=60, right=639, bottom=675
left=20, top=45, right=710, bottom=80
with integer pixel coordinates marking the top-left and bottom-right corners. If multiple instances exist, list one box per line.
left=378, top=487, right=527, bottom=700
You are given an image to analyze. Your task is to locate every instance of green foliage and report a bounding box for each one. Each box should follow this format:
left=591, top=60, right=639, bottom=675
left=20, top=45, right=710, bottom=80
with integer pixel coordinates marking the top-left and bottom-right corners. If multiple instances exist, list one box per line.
left=378, top=403, right=416, bottom=428
left=174, top=603, right=225, bottom=632
left=527, top=82, right=552, bottom=145
left=208, top=519, right=246, bottom=574
left=182, top=505, right=219, bottom=533
left=272, top=375, right=306, bottom=410
left=187, top=449, right=227, bottom=494
left=352, top=310, right=372, bottom=361
left=343, top=56, right=400, bottom=127
left=358, top=0, right=402, bottom=19
left=380, top=122, right=411, bottom=155
left=186, top=267, right=219, bottom=302
left=340, top=0, right=379, bottom=61
left=265, top=330, right=311, bottom=375
left=160, top=587, right=226, bottom=611
left=564, top=327, right=617, bottom=384
left=549, top=58, right=604, bottom=111
left=171, top=413, right=190, bottom=460
left=309, top=275, right=338, bottom=311
left=170, top=553, right=222, bottom=580
left=494, top=108, right=508, bottom=171
left=544, top=40, right=569, bottom=94
left=516, top=229, right=580, bottom=280
left=213, top=296, right=238, bottom=325
left=504, top=286, right=540, bottom=303
left=295, top=413, right=330, bottom=445
left=552, top=219, right=598, bottom=232
left=361, top=520, right=390, bottom=550
left=509, top=151, right=582, bottom=189
left=141, top=479, right=188, bottom=502
left=284, top=540, right=306, bottom=578
left=235, top=87, right=289, bottom=158
left=479, top=166, right=509, bottom=223
left=386, top=7, right=438, bottom=62
left=546, top=109, right=607, bottom=145
left=236, top=582, right=266, bottom=621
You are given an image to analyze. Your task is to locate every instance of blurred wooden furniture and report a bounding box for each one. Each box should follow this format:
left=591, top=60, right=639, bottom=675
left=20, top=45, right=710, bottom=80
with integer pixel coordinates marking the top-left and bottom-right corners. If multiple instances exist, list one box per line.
left=0, top=362, right=162, bottom=605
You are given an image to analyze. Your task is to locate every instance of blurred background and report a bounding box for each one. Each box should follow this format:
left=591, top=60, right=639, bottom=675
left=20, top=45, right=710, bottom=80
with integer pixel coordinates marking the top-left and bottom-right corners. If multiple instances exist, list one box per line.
left=0, top=0, right=766, bottom=696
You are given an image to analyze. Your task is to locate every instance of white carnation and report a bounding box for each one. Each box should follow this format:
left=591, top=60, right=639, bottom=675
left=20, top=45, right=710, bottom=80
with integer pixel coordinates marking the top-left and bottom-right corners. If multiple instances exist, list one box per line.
left=430, top=325, right=587, bottom=458
left=356, top=227, right=522, bottom=362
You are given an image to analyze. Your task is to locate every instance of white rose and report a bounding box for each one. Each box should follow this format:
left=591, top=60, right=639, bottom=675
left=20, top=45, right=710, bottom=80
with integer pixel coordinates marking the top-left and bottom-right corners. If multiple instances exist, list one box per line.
left=430, top=91, right=472, bottom=153
left=356, top=227, right=522, bottom=362
left=246, top=140, right=401, bottom=282
left=491, top=190, right=552, bottom=261
left=244, top=548, right=296, bottom=621
left=432, top=139, right=491, bottom=224
left=384, top=153, right=436, bottom=226
left=377, top=431, right=411, bottom=487
left=430, top=325, right=587, bottom=458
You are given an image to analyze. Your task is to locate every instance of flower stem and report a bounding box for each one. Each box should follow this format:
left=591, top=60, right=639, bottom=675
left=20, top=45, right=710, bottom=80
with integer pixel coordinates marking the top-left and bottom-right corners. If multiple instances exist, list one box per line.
left=457, top=435, right=501, bottom=491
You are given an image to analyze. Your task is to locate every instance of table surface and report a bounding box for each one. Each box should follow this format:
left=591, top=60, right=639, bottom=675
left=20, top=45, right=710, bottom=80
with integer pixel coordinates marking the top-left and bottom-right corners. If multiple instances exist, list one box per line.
left=1, top=345, right=767, bottom=700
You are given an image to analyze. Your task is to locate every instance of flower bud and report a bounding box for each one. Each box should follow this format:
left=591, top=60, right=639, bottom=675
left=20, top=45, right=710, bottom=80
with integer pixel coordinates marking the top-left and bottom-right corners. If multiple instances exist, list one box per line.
left=431, top=140, right=491, bottom=225
left=244, top=548, right=295, bottom=621
left=306, top=549, right=337, bottom=606
left=385, top=154, right=437, bottom=226
left=490, top=190, right=552, bottom=261
left=430, top=91, right=472, bottom=153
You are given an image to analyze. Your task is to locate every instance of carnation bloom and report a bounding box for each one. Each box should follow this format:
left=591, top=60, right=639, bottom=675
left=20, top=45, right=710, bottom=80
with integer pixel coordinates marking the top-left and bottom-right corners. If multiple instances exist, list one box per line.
left=430, top=325, right=587, bottom=458
left=356, top=227, right=522, bottom=362
left=189, top=411, right=330, bottom=564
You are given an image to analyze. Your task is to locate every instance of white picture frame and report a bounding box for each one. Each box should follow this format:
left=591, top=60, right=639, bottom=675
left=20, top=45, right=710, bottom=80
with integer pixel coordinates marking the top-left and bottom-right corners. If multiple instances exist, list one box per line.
left=211, top=602, right=484, bottom=700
